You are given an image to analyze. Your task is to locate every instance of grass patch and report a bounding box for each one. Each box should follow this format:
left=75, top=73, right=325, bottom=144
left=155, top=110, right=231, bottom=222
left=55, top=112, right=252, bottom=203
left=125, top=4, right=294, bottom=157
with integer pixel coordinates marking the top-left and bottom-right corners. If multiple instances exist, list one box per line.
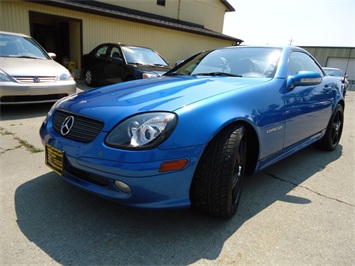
left=0, top=127, right=13, bottom=135
left=14, top=137, right=44, bottom=153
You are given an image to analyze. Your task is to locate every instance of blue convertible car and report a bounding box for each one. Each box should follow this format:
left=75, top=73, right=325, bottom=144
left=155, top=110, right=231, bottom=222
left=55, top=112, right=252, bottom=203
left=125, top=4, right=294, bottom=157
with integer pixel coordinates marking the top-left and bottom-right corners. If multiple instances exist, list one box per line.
left=40, top=46, right=344, bottom=218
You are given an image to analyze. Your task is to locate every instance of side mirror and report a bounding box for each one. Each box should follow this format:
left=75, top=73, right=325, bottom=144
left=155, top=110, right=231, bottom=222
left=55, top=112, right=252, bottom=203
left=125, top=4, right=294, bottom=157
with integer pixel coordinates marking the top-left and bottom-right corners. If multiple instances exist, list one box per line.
left=287, top=71, right=322, bottom=90
left=175, top=60, right=184, bottom=66
left=48, top=52, right=56, bottom=59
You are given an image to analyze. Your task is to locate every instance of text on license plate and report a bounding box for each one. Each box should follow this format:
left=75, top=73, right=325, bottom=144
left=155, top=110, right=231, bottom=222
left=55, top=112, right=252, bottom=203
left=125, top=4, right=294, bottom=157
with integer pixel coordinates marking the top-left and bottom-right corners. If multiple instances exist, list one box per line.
left=45, top=144, right=64, bottom=176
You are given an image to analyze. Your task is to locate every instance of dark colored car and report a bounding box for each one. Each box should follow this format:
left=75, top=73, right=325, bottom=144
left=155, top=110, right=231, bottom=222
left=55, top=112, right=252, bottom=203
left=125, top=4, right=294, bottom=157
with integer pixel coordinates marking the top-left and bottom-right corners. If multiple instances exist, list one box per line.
left=82, top=43, right=171, bottom=87
left=41, top=46, right=344, bottom=218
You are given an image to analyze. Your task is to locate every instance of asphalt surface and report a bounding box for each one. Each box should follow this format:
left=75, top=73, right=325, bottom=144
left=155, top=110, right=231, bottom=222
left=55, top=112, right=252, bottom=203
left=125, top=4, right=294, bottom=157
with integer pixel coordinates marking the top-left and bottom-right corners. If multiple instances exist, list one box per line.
left=0, top=83, right=354, bottom=265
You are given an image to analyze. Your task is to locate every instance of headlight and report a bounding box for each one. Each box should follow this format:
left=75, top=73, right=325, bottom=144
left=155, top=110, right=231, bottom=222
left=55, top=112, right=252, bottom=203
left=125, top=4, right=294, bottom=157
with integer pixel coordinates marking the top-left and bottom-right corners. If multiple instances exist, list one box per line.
left=105, top=112, right=177, bottom=150
left=142, top=72, right=159, bottom=78
left=59, top=71, right=74, bottom=81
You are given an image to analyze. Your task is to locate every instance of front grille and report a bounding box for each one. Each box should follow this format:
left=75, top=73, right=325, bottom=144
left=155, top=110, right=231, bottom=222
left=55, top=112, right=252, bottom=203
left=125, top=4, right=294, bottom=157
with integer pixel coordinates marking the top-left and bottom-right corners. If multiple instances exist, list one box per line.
left=53, top=110, right=104, bottom=142
left=13, top=76, right=56, bottom=83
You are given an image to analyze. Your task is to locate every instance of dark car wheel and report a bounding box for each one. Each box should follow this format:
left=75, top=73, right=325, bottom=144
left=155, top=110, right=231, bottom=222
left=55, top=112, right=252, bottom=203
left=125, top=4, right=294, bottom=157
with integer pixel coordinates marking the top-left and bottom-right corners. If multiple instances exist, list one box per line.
left=315, top=104, right=344, bottom=151
left=190, top=124, right=247, bottom=218
left=84, top=69, right=97, bottom=87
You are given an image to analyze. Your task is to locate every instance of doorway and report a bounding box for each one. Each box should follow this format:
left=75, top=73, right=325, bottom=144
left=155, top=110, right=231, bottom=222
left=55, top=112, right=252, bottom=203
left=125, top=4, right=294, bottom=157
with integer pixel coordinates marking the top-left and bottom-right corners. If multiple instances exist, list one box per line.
left=29, top=11, right=82, bottom=73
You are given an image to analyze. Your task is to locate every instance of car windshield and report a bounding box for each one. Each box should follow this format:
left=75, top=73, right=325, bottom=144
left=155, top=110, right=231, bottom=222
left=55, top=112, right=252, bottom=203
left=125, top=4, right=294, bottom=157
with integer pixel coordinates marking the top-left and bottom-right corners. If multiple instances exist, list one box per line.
left=0, top=33, right=50, bottom=59
left=166, top=47, right=282, bottom=78
left=323, top=68, right=344, bottom=77
left=121, top=46, right=168, bottom=66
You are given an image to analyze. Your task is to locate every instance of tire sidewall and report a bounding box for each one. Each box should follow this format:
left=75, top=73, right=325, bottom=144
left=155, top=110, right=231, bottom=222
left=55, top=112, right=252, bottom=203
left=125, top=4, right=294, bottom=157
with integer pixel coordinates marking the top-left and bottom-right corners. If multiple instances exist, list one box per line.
left=326, top=104, right=344, bottom=150
left=226, top=126, right=247, bottom=216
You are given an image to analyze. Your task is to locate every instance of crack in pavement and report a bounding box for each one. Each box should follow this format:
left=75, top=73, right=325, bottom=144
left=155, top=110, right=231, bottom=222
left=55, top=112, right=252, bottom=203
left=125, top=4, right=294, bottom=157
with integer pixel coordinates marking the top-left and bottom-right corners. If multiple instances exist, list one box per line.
left=0, top=127, right=43, bottom=154
left=0, top=146, right=22, bottom=155
left=265, top=172, right=355, bottom=208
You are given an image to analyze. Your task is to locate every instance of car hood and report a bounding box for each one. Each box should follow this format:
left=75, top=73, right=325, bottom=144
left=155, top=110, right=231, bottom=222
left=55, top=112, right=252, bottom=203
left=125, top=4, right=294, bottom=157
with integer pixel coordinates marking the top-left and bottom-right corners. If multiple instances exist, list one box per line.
left=60, top=76, right=269, bottom=131
left=0, top=57, right=65, bottom=76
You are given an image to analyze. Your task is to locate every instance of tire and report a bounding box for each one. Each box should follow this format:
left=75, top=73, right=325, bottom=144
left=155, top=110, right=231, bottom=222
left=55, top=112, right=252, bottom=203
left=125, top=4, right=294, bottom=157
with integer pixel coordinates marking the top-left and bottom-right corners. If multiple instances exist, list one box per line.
left=84, top=69, right=96, bottom=87
left=190, top=124, right=247, bottom=218
left=314, top=104, right=344, bottom=151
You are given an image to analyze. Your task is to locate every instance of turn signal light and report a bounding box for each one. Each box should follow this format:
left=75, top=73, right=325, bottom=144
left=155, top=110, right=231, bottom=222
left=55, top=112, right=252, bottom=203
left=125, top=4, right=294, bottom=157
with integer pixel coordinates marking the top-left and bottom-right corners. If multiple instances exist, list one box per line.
left=159, top=159, right=188, bottom=172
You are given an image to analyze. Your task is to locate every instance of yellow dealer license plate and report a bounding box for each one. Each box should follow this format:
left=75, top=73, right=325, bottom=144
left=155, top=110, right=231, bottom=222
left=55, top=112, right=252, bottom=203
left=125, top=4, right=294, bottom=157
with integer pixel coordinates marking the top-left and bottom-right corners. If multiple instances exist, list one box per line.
left=45, top=144, right=64, bottom=176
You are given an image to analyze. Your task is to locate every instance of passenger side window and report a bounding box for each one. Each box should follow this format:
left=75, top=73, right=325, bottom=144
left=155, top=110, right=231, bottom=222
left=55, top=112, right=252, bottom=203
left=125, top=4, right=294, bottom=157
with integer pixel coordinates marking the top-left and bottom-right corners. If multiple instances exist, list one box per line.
left=288, top=52, right=323, bottom=76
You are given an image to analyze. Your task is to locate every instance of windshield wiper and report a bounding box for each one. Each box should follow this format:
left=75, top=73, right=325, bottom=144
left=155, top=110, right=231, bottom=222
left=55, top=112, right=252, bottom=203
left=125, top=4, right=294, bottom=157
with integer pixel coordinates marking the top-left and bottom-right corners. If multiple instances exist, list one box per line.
left=18, top=55, right=43, bottom=59
left=2, top=55, right=42, bottom=59
left=164, top=72, right=189, bottom=76
left=142, top=63, right=167, bottom=67
left=193, top=72, right=242, bottom=77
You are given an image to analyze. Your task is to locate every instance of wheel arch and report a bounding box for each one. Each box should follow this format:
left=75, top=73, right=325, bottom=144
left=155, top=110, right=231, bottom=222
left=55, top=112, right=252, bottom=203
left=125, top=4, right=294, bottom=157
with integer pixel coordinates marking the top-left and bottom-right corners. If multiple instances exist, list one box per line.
left=198, top=119, right=260, bottom=177
left=337, top=99, right=345, bottom=111
left=238, top=120, right=259, bottom=176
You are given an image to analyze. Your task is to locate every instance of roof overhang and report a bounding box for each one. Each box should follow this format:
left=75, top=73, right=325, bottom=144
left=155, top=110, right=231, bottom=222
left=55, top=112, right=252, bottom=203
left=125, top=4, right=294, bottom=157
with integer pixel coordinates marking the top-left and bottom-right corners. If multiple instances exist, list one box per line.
left=221, top=0, right=235, bottom=12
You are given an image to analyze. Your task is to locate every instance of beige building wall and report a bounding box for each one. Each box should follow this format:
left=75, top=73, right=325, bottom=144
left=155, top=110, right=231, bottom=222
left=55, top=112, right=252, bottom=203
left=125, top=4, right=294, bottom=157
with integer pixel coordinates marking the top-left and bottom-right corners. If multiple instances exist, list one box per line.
left=0, top=0, right=234, bottom=69
left=178, top=0, right=227, bottom=32
left=0, top=0, right=31, bottom=35
left=98, top=0, right=180, bottom=20
left=97, top=0, right=228, bottom=32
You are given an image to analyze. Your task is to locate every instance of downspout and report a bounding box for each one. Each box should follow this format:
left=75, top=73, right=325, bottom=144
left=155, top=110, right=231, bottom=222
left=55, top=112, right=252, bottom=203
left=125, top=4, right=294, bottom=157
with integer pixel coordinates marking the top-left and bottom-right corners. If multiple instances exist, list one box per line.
left=177, top=0, right=181, bottom=21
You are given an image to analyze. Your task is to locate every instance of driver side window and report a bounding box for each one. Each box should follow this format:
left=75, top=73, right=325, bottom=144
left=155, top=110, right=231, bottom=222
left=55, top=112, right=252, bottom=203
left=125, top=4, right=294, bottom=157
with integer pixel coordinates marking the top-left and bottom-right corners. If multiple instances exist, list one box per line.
left=288, top=52, right=323, bottom=76
left=110, top=47, right=121, bottom=58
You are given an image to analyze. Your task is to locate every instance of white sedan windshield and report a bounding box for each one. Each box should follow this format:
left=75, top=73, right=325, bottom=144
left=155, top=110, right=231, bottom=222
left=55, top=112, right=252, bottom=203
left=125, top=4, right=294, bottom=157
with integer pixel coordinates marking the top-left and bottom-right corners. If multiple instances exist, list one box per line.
left=0, top=34, right=49, bottom=59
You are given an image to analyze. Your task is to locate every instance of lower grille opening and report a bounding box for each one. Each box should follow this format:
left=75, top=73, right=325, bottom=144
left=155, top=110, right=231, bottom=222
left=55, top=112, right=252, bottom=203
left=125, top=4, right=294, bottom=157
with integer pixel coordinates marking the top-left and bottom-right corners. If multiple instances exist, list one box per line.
left=65, top=164, right=110, bottom=187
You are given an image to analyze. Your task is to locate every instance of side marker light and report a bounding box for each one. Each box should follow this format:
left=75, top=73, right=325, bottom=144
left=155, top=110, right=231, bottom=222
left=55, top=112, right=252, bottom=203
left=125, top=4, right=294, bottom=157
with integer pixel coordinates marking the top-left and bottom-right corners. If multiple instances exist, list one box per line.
left=159, top=159, right=188, bottom=172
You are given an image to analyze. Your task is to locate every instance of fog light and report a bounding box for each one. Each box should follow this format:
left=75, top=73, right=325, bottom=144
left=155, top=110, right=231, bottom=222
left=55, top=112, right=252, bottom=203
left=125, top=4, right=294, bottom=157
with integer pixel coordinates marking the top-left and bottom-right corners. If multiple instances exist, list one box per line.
left=114, top=181, right=131, bottom=193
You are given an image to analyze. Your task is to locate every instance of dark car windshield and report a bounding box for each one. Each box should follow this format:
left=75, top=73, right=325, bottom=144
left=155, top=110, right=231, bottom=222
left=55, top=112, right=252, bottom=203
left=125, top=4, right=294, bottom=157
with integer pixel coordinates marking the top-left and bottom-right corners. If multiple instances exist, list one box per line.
left=0, top=33, right=50, bottom=59
left=166, top=47, right=282, bottom=78
left=122, top=46, right=168, bottom=66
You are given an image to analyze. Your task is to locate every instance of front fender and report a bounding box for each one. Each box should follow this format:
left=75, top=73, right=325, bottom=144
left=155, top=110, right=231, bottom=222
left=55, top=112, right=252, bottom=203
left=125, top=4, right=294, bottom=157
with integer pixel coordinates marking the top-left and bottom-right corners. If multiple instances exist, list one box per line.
left=159, top=78, right=286, bottom=161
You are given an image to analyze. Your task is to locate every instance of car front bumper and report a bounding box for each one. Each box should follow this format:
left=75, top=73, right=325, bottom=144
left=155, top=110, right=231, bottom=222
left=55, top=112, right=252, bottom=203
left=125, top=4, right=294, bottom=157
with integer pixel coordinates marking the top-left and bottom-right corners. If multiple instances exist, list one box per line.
left=40, top=121, right=205, bottom=209
left=0, top=81, right=76, bottom=104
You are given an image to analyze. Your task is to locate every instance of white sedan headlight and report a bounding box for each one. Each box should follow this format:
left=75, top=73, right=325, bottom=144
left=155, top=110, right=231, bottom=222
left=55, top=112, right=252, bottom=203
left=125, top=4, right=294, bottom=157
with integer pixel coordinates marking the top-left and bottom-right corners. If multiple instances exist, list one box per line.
left=105, top=112, right=177, bottom=150
left=142, top=72, right=159, bottom=78
left=59, top=70, right=74, bottom=81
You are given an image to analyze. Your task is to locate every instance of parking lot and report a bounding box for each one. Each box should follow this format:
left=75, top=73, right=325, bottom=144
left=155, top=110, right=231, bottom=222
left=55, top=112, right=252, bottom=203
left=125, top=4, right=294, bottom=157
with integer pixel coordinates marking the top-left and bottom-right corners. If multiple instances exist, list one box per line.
left=0, top=87, right=354, bottom=265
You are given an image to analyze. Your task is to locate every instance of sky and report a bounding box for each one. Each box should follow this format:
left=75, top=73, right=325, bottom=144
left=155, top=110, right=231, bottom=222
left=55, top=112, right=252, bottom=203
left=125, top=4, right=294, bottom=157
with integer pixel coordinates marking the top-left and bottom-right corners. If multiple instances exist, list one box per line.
left=223, top=0, right=355, bottom=47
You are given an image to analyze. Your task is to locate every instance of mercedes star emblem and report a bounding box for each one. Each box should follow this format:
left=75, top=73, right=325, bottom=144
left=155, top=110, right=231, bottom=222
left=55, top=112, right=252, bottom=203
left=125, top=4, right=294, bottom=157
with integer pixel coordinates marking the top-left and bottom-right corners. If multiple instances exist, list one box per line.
left=61, top=116, right=75, bottom=135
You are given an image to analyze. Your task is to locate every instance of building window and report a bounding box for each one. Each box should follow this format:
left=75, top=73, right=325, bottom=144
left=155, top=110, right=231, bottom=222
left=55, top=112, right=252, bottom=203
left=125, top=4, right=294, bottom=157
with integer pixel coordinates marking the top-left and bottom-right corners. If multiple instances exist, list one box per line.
left=157, top=0, right=166, bottom=6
